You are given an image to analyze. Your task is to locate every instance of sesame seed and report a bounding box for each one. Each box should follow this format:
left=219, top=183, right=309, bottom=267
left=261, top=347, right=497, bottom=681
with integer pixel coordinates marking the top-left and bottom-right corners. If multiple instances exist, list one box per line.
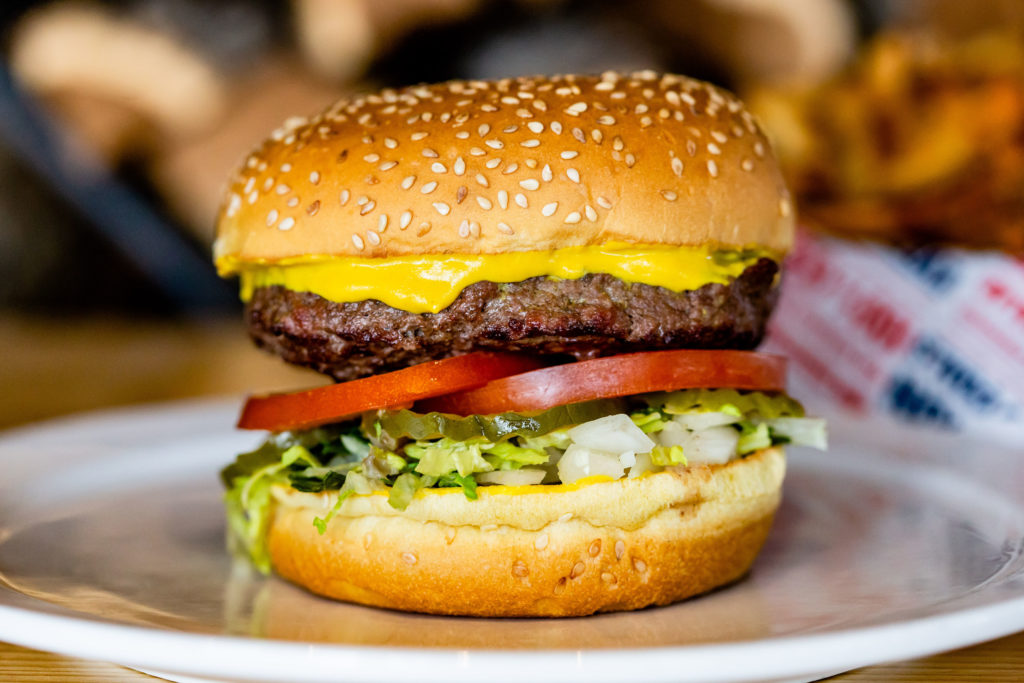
left=519, top=179, right=540, bottom=191
left=475, top=174, right=489, bottom=187
left=532, top=99, right=547, bottom=112
left=485, top=158, right=501, bottom=169
left=478, top=123, right=491, bottom=136
left=541, top=202, right=558, bottom=217
left=534, top=533, right=549, bottom=550
left=455, top=131, right=470, bottom=139
left=287, top=197, right=299, bottom=207
left=433, top=202, right=451, bottom=216
left=592, top=129, right=604, bottom=144
left=671, top=157, right=684, bottom=176
left=421, top=181, right=438, bottom=194
left=634, top=104, right=649, bottom=115
left=309, top=171, right=320, bottom=185
left=366, top=230, right=381, bottom=245
left=660, top=190, right=678, bottom=201
left=379, top=161, right=398, bottom=171
left=357, top=195, right=368, bottom=205
left=378, top=214, right=388, bottom=231
left=633, top=559, right=647, bottom=572
left=566, top=168, right=580, bottom=183
left=401, top=552, right=417, bottom=565
left=754, top=141, right=766, bottom=158
left=597, top=196, right=612, bottom=209
left=503, top=163, right=519, bottom=174
left=469, top=220, right=480, bottom=237
left=564, top=211, right=581, bottom=224
left=497, top=221, right=514, bottom=234
left=476, top=196, right=493, bottom=210
left=514, top=193, right=528, bottom=208
left=307, top=200, right=320, bottom=216
left=399, top=211, right=412, bottom=229
left=497, top=190, right=509, bottom=209
left=384, top=137, right=398, bottom=148
left=470, top=147, right=486, bottom=156
left=565, top=102, right=588, bottom=116
left=401, top=175, right=416, bottom=190
left=503, top=125, right=519, bottom=134
left=352, top=234, right=365, bottom=250
left=561, top=150, right=579, bottom=160
left=363, top=153, right=381, bottom=164
left=280, top=163, right=292, bottom=172
left=597, top=115, right=616, bottom=125
left=625, top=153, right=636, bottom=167
left=410, top=131, right=428, bottom=141
left=551, top=121, right=563, bottom=134
left=359, top=200, right=375, bottom=215
left=527, top=121, right=544, bottom=134
left=687, top=140, right=697, bottom=157
left=485, top=139, right=504, bottom=150
left=780, top=197, right=792, bottom=217
left=612, top=136, right=624, bottom=151
left=458, top=220, right=470, bottom=237
left=243, top=177, right=255, bottom=193
left=572, top=127, right=586, bottom=143
left=262, top=178, right=274, bottom=191
left=431, top=162, right=447, bottom=174
left=339, top=189, right=350, bottom=205
left=454, top=157, right=466, bottom=175
left=541, top=164, right=553, bottom=182
left=707, top=159, right=719, bottom=177
left=615, top=539, right=625, bottom=559
left=266, top=209, right=278, bottom=226
left=584, top=205, right=597, bottom=221
left=711, top=131, right=729, bottom=144
left=707, top=143, right=722, bottom=155
left=741, top=159, right=754, bottom=172
left=226, top=194, right=241, bottom=217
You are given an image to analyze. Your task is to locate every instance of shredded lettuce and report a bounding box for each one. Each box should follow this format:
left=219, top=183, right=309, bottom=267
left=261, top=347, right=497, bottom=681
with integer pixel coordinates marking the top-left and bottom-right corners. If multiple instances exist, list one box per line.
left=650, top=445, right=688, bottom=466
left=737, top=422, right=773, bottom=454
left=221, top=389, right=826, bottom=560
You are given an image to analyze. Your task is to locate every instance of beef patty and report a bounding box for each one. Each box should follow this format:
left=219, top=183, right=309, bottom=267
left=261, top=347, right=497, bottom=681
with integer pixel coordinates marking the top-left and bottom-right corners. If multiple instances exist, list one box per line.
left=247, top=258, right=779, bottom=381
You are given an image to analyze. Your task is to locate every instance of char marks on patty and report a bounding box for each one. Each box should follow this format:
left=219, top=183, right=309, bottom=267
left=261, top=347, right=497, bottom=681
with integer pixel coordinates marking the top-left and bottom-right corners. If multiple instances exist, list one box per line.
left=247, top=258, right=779, bottom=381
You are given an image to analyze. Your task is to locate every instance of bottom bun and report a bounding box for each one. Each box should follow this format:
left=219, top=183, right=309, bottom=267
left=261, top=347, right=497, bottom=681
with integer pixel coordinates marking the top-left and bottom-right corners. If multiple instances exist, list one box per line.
left=267, top=447, right=785, bottom=617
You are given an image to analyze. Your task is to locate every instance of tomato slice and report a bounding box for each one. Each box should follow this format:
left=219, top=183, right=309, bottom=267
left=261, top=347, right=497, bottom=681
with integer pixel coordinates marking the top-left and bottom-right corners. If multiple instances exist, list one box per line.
left=238, top=352, right=543, bottom=432
left=416, top=350, right=786, bottom=416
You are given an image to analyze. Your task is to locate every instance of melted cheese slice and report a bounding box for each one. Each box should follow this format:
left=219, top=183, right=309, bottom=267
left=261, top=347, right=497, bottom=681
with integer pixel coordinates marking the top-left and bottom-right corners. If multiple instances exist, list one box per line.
left=222, top=243, right=770, bottom=314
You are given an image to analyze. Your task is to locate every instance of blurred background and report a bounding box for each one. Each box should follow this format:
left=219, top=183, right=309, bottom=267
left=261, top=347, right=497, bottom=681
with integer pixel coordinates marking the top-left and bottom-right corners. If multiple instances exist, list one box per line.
left=1, top=0, right=1022, bottom=432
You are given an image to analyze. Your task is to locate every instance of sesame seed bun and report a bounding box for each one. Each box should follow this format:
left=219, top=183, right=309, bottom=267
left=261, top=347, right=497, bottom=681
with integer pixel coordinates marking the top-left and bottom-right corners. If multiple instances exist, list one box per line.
left=214, top=72, right=793, bottom=266
left=266, top=447, right=784, bottom=617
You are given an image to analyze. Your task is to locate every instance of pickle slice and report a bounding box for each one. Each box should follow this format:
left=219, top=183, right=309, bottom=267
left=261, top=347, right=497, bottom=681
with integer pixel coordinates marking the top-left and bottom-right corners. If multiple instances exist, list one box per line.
left=368, top=399, right=627, bottom=442
left=649, top=389, right=805, bottom=419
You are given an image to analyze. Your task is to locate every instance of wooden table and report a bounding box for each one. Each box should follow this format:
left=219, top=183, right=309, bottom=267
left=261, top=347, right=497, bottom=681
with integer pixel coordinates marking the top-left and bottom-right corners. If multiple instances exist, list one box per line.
left=1, top=317, right=1021, bottom=682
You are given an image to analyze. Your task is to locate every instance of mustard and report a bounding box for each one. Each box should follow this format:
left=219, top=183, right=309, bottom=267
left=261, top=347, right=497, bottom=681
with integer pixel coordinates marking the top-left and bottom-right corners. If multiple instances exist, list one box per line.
left=220, top=243, right=770, bottom=314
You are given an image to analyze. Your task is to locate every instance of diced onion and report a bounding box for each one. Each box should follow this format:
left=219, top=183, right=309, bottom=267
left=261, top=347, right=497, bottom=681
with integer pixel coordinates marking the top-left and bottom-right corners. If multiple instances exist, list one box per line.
left=477, top=468, right=547, bottom=486
left=672, top=411, right=739, bottom=431
left=656, top=421, right=690, bottom=448
left=567, top=414, right=656, bottom=454
left=557, top=444, right=626, bottom=484
left=628, top=452, right=659, bottom=478
left=685, top=426, right=740, bottom=465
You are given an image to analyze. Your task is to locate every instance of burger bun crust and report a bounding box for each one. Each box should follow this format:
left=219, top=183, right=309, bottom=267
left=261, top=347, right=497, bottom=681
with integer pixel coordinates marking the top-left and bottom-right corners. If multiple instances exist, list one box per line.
left=267, top=447, right=784, bottom=617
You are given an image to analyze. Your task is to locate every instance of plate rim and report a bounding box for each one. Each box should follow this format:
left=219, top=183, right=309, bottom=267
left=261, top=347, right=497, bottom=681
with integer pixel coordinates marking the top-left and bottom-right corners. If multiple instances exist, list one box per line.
left=2, top=398, right=1024, bottom=683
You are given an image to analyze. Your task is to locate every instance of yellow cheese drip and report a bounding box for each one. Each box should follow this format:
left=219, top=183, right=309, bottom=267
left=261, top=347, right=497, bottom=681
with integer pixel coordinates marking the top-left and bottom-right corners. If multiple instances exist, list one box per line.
left=223, top=243, right=770, bottom=314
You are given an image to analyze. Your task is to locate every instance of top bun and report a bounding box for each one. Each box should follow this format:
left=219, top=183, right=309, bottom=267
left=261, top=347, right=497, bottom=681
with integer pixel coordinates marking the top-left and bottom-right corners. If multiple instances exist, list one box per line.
left=215, top=71, right=793, bottom=266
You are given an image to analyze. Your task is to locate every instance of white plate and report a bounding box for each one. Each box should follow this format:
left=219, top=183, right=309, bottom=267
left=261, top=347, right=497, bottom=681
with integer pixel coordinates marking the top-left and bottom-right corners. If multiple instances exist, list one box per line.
left=0, top=400, right=1023, bottom=683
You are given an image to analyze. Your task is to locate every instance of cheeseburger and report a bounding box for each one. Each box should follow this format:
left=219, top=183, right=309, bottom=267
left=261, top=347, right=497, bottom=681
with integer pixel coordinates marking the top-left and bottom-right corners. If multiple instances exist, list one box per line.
left=215, top=71, right=825, bottom=617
